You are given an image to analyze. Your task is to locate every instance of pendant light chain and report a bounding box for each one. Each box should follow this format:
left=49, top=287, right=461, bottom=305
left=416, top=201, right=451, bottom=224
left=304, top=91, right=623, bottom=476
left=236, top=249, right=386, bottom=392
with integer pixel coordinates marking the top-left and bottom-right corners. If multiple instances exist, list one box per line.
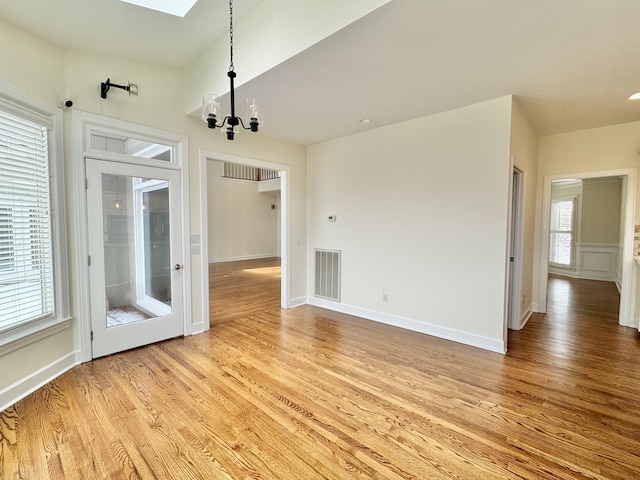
left=228, top=0, right=234, bottom=72
left=202, top=0, right=260, bottom=140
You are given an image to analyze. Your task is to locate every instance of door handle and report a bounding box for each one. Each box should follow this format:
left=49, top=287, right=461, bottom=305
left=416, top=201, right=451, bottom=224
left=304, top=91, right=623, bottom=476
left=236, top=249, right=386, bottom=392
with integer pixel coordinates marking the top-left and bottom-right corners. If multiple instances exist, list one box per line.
left=171, top=264, right=183, bottom=271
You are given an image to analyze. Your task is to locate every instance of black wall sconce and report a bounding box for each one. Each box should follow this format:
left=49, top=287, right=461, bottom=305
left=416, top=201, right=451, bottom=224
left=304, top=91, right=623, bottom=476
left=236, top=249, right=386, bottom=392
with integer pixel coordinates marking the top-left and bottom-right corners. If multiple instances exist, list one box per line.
left=100, top=78, right=139, bottom=99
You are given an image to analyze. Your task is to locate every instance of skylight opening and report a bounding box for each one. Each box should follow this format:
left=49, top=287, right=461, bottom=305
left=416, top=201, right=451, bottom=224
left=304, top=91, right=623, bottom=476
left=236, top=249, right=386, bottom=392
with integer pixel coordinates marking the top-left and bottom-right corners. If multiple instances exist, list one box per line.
left=119, top=0, right=198, bottom=17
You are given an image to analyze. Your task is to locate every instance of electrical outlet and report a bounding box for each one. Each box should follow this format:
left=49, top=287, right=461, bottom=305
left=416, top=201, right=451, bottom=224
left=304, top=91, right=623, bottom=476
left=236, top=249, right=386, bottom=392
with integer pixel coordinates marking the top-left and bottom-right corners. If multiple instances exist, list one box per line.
left=383, top=293, right=389, bottom=303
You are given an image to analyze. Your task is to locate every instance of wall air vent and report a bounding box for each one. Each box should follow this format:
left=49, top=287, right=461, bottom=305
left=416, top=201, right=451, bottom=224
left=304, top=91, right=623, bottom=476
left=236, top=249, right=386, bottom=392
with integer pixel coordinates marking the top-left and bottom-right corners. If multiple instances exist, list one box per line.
left=314, top=249, right=341, bottom=302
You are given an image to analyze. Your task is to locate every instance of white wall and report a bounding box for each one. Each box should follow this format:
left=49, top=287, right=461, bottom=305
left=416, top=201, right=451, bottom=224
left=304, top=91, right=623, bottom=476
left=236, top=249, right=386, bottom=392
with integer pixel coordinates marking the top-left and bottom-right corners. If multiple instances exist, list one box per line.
left=0, top=18, right=64, bottom=105
left=307, top=97, right=513, bottom=352
left=510, top=99, right=539, bottom=328
left=536, top=121, right=640, bottom=222
left=207, top=160, right=279, bottom=262
left=0, top=19, right=76, bottom=410
left=581, top=177, right=621, bottom=245
left=185, top=0, right=391, bottom=114
left=0, top=21, right=307, bottom=409
left=533, top=121, right=640, bottom=314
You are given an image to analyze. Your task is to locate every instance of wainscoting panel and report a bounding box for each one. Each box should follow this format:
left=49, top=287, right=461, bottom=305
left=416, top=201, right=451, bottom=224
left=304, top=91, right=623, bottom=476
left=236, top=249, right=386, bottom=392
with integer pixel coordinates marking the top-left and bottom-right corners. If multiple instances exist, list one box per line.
left=549, top=243, right=619, bottom=282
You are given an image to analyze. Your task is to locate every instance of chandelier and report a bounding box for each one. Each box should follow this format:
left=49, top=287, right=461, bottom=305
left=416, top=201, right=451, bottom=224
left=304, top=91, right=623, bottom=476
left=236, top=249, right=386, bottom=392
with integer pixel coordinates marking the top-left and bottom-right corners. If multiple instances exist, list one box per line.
left=201, top=0, right=261, bottom=140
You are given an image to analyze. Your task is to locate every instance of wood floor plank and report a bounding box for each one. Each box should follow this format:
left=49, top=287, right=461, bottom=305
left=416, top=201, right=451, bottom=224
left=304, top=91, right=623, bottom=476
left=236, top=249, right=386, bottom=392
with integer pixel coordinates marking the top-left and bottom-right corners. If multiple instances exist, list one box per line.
left=2, top=261, right=640, bottom=479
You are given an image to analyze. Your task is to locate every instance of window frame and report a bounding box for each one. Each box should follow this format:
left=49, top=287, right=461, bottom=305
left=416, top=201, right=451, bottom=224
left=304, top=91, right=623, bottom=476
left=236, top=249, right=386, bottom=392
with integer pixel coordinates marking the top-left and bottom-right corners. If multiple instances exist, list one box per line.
left=548, top=195, right=577, bottom=269
left=0, top=83, right=70, bottom=355
left=132, top=177, right=172, bottom=317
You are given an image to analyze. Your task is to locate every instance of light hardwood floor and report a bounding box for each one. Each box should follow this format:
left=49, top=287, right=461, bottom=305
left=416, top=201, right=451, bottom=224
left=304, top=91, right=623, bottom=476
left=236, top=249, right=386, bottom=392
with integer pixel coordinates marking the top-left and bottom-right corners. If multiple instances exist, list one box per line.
left=2, top=260, right=639, bottom=479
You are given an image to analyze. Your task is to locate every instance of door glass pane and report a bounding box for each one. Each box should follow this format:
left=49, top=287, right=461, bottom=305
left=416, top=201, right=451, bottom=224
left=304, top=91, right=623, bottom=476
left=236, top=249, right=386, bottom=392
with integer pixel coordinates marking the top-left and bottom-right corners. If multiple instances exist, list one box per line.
left=142, top=186, right=171, bottom=306
left=102, top=173, right=172, bottom=328
left=91, top=131, right=173, bottom=162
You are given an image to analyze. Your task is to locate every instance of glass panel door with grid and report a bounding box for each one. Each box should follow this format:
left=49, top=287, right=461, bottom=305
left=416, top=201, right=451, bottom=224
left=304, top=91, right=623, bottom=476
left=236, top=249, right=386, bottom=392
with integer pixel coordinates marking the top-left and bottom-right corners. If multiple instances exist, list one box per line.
left=86, top=159, right=183, bottom=358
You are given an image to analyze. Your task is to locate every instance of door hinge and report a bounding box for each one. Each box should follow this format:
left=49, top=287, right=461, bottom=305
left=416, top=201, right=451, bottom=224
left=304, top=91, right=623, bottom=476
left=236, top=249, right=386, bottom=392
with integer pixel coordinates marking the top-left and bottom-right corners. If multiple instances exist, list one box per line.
left=85, top=178, right=88, bottom=190
left=91, top=331, right=94, bottom=341
left=88, top=255, right=91, bottom=266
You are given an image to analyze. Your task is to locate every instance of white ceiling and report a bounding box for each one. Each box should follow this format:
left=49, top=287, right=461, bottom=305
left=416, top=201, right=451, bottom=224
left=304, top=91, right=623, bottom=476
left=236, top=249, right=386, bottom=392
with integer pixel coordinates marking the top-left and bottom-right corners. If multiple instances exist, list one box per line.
left=2, top=0, right=640, bottom=145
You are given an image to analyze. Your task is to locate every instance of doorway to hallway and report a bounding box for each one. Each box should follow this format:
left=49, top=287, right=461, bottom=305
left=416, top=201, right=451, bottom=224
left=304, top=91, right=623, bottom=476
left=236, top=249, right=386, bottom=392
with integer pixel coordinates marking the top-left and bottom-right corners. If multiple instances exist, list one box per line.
left=209, top=257, right=281, bottom=326
left=537, top=168, right=636, bottom=328
left=198, top=150, right=291, bottom=331
left=546, top=274, right=620, bottom=320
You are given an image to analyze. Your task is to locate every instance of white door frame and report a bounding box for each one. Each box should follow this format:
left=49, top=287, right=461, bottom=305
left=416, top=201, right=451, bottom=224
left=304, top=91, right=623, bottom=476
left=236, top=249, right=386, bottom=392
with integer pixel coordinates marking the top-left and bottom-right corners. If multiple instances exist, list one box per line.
left=198, top=149, right=291, bottom=332
left=85, top=159, right=184, bottom=358
left=507, top=162, right=525, bottom=331
left=536, top=168, right=637, bottom=327
left=72, top=111, right=191, bottom=362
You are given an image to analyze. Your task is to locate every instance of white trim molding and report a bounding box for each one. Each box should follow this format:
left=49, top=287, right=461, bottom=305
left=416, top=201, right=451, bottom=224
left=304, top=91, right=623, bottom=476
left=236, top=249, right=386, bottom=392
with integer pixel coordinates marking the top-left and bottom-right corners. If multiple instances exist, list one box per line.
left=537, top=168, right=636, bottom=330
left=519, top=303, right=533, bottom=330
left=549, top=243, right=619, bottom=282
left=72, top=111, right=191, bottom=361
left=0, top=351, right=79, bottom=412
left=0, top=81, right=70, bottom=355
left=210, top=253, right=280, bottom=264
left=199, top=149, right=292, bottom=320
left=307, top=298, right=506, bottom=354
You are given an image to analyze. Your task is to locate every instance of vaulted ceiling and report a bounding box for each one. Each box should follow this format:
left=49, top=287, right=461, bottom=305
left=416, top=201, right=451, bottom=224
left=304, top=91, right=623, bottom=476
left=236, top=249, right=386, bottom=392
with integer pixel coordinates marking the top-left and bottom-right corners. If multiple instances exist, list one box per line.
left=2, top=0, right=640, bottom=145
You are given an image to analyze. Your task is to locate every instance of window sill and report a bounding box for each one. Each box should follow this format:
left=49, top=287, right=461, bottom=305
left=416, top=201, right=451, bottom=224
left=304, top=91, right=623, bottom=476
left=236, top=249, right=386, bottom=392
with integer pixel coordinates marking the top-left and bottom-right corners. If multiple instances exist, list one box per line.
left=0, top=316, right=72, bottom=357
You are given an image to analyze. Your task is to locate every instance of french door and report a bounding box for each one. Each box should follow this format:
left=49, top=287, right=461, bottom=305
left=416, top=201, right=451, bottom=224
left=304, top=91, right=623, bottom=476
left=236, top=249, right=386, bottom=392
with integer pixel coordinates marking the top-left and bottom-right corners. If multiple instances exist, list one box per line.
left=86, top=158, right=184, bottom=358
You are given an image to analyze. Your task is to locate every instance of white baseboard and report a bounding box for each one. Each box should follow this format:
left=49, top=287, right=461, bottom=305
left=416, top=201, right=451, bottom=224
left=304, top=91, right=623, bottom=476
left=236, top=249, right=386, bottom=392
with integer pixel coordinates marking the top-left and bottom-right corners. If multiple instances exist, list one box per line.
left=307, top=298, right=506, bottom=354
left=519, top=303, right=533, bottom=329
left=0, top=350, right=79, bottom=412
left=289, top=296, right=307, bottom=308
left=190, top=320, right=206, bottom=335
left=548, top=267, right=616, bottom=283
left=549, top=244, right=619, bottom=283
left=620, top=313, right=638, bottom=329
left=209, top=254, right=280, bottom=264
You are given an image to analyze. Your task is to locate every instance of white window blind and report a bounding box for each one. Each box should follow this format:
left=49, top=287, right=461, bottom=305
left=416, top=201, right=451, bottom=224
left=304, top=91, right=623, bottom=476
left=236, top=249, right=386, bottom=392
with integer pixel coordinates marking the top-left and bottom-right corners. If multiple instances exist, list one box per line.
left=549, top=197, right=575, bottom=266
left=0, top=109, right=55, bottom=332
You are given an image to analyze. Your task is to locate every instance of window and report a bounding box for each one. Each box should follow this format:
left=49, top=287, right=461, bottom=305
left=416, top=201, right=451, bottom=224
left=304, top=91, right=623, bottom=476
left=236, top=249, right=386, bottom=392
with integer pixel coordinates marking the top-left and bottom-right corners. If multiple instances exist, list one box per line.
left=549, top=196, right=576, bottom=267
left=90, top=132, right=173, bottom=162
left=0, top=85, right=68, bottom=346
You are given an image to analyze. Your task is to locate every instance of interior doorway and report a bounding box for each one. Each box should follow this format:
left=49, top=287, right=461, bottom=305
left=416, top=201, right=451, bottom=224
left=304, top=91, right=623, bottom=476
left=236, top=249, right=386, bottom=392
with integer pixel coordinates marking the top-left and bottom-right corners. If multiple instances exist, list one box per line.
left=209, top=257, right=281, bottom=324
left=198, top=150, right=291, bottom=330
left=537, top=169, right=636, bottom=328
left=507, top=166, right=524, bottom=331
